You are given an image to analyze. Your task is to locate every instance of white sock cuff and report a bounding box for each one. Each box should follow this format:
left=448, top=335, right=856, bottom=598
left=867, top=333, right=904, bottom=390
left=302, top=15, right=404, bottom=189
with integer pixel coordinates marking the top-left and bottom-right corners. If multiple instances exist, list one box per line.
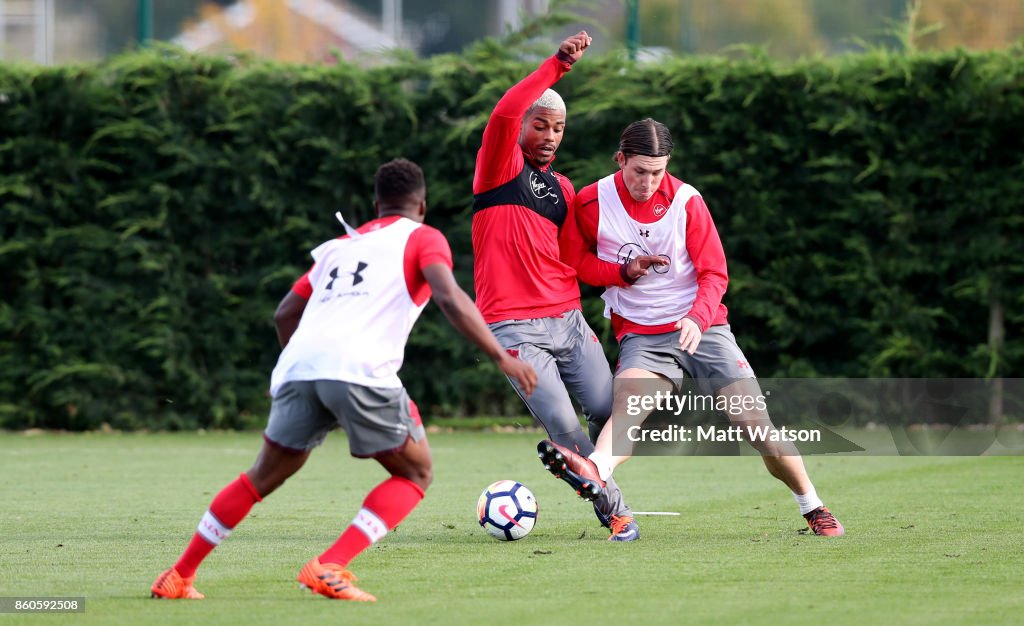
left=197, top=510, right=232, bottom=545
left=352, top=507, right=389, bottom=544
left=792, top=487, right=824, bottom=516
left=588, top=451, right=613, bottom=481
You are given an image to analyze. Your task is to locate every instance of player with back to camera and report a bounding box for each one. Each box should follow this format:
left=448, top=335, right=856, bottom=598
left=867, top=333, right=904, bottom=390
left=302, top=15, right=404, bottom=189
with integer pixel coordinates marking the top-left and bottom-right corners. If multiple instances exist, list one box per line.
left=150, top=158, right=538, bottom=602
left=471, top=30, right=665, bottom=542
left=538, top=119, right=845, bottom=536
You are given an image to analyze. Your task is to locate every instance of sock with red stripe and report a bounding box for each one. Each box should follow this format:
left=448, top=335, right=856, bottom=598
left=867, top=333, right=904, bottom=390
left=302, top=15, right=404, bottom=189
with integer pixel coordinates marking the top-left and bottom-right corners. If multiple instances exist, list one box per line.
left=173, top=473, right=262, bottom=578
left=319, top=476, right=425, bottom=567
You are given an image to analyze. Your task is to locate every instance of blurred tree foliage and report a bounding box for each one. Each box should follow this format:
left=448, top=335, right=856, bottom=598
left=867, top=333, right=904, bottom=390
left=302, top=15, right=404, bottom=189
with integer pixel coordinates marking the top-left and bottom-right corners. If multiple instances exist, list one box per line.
left=1, top=29, right=1021, bottom=430
left=629, top=0, right=1024, bottom=57
left=62, top=0, right=234, bottom=55
left=917, top=0, right=1024, bottom=50
left=55, top=0, right=1024, bottom=61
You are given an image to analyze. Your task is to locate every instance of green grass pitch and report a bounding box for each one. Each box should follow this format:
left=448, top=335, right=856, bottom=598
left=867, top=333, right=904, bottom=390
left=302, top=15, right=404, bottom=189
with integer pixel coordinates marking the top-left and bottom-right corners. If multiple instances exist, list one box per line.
left=2, top=431, right=1022, bottom=625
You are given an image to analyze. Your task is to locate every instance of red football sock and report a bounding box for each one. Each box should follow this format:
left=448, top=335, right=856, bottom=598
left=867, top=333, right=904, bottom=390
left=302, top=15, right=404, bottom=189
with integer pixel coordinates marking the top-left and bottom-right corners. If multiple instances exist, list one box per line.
left=174, top=473, right=262, bottom=578
left=319, top=476, right=425, bottom=567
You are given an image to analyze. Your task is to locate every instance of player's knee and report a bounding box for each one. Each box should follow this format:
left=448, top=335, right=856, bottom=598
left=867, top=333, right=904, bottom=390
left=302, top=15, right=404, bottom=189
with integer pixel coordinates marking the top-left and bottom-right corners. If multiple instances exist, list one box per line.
left=390, top=459, right=432, bottom=491
left=245, top=467, right=284, bottom=498
left=406, top=464, right=433, bottom=491
left=246, top=447, right=306, bottom=497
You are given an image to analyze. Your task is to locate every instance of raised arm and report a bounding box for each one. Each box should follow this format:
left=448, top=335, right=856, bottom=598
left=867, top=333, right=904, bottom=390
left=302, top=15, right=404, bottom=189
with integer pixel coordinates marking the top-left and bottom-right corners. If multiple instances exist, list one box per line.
left=473, top=31, right=592, bottom=194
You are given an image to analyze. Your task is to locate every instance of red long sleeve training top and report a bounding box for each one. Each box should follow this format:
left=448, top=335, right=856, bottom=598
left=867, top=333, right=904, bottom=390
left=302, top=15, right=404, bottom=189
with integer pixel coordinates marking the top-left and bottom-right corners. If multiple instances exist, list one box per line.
left=471, top=54, right=582, bottom=323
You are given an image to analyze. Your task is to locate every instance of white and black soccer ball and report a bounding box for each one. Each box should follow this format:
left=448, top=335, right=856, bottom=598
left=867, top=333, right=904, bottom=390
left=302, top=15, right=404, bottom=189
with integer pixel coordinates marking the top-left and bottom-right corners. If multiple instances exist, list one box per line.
left=477, top=480, right=538, bottom=541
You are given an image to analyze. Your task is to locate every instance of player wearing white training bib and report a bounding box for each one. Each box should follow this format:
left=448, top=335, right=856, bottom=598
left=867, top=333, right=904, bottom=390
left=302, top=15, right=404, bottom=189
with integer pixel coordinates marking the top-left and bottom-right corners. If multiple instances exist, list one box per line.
left=152, top=159, right=537, bottom=603
left=540, top=119, right=845, bottom=537
left=595, top=173, right=699, bottom=326
left=271, top=216, right=427, bottom=393
left=264, top=214, right=438, bottom=459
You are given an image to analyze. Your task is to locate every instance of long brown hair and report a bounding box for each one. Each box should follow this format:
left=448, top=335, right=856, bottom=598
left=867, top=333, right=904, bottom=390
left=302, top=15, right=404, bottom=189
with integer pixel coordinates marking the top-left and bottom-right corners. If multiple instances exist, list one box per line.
left=617, top=118, right=674, bottom=159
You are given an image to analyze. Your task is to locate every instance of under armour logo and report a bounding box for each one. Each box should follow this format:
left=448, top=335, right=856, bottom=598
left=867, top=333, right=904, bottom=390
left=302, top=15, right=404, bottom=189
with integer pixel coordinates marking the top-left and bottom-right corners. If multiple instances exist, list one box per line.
left=639, top=229, right=650, bottom=237
left=350, top=261, right=368, bottom=286
left=325, top=267, right=340, bottom=290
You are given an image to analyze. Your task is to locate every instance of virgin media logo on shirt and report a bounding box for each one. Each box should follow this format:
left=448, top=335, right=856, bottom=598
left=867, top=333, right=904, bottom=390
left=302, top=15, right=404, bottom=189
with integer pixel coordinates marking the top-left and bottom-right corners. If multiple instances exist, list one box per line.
left=529, top=171, right=559, bottom=203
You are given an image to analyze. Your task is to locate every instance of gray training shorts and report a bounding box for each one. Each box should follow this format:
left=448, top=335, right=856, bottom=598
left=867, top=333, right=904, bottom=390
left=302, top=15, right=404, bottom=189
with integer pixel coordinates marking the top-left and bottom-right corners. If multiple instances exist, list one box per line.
left=617, top=325, right=757, bottom=394
left=488, top=308, right=613, bottom=433
left=488, top=308, right=631, bottom=520
left=264, top=380, right=425, bottom=458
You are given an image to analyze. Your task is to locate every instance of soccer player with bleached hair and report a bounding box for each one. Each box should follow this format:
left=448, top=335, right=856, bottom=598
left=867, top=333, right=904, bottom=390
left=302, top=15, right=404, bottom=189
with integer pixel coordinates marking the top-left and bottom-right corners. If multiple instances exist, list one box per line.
left=151, top=158, right=537, bottom=602
left=471, top=31, right=665, bottom=542
left=539, top=119, right=845, bottom=536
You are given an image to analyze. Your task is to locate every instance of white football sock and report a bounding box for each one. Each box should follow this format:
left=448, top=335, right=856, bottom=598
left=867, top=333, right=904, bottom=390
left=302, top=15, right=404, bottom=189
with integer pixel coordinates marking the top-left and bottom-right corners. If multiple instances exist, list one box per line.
left=793, top=486, right=824, bottom=516
left=588, top=451, right=613, bottom=481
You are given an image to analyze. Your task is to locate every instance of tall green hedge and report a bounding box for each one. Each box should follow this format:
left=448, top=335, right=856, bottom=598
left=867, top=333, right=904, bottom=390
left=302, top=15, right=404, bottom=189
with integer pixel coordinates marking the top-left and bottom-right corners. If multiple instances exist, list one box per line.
left=1, top=42, right=1021, bottom=429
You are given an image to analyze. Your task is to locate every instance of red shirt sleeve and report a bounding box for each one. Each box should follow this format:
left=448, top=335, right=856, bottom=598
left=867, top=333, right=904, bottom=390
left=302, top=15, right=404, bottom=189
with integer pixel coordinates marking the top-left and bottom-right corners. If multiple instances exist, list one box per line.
left=559, top=182, right=629, bottom=287
left=473, top=54, right=573, bottom=194
left=290, top=269, right=313, bottom=299
left=682, top=194, right=729, bottom=332
left=404, top=225, right=453, bottom=306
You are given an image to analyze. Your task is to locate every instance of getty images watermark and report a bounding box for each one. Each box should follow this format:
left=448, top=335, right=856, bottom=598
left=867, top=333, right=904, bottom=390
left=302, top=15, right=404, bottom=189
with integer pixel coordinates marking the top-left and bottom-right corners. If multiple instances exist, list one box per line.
left=611, top=378, right=1024, bottom=456
left=625, top=389, right=822, bottom=443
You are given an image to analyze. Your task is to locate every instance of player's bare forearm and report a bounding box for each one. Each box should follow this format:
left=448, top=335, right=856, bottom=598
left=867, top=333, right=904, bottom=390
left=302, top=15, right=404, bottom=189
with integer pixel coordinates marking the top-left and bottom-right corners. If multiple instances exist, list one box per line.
left=424, top=266, right=504, bottom=362
left=423, top=264, right=538, bottom=395
left=273, top=290, right=307, bottom=348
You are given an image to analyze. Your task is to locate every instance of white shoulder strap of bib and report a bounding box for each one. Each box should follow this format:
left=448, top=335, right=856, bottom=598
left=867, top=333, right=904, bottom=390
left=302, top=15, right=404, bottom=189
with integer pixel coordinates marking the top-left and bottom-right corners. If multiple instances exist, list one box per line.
left=335, top=211, right=362, bottom=238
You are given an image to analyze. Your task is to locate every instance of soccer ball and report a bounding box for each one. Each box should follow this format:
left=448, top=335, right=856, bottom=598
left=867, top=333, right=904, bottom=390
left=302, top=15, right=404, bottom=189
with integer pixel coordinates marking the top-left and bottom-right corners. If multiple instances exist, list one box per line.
left=477, top=480, right=538, bottom=541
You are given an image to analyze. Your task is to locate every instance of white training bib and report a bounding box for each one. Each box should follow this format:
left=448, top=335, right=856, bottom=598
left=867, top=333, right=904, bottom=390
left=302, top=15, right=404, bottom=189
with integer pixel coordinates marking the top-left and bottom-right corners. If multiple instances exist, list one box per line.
left=595, top=174, right=700, bottom=325
left=270, top=217, right=426, bottom=394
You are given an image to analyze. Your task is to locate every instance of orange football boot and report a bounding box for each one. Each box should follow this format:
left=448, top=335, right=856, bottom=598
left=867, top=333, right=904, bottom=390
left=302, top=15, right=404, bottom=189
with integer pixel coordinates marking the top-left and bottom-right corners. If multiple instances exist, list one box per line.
left=297, top=558, right=376, bottom=602
left=151, top=568, right=204, bottom=599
